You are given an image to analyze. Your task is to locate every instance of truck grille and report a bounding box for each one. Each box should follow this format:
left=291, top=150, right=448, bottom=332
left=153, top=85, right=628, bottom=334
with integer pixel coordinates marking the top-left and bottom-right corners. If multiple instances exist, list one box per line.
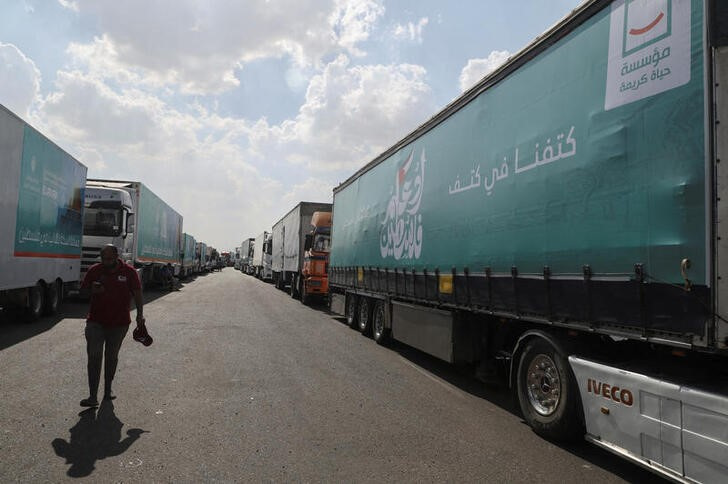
left=81, top=246, right=101, bottom=276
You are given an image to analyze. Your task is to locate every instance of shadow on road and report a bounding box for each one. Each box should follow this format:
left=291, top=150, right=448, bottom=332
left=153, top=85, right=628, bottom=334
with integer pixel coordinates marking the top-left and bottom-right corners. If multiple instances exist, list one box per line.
left=327, top=314, right=665, bottom=483
left=0, top=284, right=187, bottom=351
left=51, top=400, right=148, bottom=478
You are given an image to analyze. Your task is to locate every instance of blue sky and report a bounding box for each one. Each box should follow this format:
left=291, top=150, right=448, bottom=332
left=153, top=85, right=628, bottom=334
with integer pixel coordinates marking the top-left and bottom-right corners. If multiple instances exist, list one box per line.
left=0, top=0, right=582, bottom=250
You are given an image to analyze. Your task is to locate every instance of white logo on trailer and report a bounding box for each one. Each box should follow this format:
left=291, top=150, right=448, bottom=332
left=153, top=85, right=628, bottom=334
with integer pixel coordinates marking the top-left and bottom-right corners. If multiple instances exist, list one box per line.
left=380, top=148, right=425, bottom=260
left=604, top=0, right=691, bottom=110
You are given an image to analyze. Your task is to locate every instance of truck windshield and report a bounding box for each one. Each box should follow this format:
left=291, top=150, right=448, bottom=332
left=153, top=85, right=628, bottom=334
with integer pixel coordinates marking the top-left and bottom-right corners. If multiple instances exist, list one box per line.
left=83, top=208, right=123, bottom=236
left=312, top=234, right=330, bottom=252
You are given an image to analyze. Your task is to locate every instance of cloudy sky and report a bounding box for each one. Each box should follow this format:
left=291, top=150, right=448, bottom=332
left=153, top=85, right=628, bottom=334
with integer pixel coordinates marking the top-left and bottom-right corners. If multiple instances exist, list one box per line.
left=1, top=0, right=582, bottom=250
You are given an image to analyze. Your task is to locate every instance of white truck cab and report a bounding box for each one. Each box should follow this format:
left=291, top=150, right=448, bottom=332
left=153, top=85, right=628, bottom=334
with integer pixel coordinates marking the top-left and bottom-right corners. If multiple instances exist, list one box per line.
left=81, top=185, right=135, bottom=277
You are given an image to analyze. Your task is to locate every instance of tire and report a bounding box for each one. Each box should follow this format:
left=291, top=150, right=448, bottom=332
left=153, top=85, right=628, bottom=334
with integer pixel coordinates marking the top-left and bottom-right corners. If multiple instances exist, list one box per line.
left=43, top=280, right=62, bottom=316
left=290, top=274, right=299, bottom=299
left=358, top=297, right=372, bottom=336
left=24, top=283, right=45, bottom=322
left=138, top=268, right=146, bottom=291
left=372, top=300, right=390, bottom=345
left=516, top=338, right=583, bottom=441
left=301, top=281, right=310, bottom=305
left=346, top=294, right=358, bottom=329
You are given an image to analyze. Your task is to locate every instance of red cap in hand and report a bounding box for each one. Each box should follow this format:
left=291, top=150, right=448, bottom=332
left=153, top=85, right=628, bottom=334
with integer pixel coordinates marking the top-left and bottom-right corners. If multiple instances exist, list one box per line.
left=133, top=322, right=153, bottom=346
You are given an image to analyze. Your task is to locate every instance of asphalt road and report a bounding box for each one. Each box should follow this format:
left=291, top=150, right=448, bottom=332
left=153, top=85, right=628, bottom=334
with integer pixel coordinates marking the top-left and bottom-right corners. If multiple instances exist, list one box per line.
left=0, top=268, right=665, bottom=483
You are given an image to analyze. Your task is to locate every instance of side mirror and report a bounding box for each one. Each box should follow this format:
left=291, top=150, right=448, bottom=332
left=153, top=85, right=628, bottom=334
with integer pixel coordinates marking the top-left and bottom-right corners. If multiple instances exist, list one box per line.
left=304, top=233, right=313, bottom=251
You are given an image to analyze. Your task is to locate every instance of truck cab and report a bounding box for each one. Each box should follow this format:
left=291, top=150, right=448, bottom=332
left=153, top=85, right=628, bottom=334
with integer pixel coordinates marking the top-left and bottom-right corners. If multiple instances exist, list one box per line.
left=302, top=211, right=331, bottom=304
left=81, top=186, right=134, bottom=278
left=261, top=235, right=273, bottom=280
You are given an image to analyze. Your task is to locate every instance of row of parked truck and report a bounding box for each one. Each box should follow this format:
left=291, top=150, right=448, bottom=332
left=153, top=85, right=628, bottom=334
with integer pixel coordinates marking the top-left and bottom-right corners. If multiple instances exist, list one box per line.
left=235, top=202, right=333, bottom=305
left=4, top=1, right=728, bottom=480
left=241, top=2, right=728, bottom=482
left=0, top=103, right=219, bottom=321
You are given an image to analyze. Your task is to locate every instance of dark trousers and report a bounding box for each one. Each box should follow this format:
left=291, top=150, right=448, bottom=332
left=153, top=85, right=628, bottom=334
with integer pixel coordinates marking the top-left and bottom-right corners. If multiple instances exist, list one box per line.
left=85, top=322, right=129, bottom=398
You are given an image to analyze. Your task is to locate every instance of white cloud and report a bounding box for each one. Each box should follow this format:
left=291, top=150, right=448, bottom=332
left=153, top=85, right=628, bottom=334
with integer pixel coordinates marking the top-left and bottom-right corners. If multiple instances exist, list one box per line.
left=330, top=0, right=386, bottom=56
left=66, top=36, right=157, bottom=88
left=458, top=50, right=510, bottom=92
left=33, top=69, right=283, bottom=246
left=280, top=178, right=334, bottom=211
left=34, top=50, right=436, bottom=247
left=40, top=70, right=189, bottom=155
left=57, top=0, right=79, bottom=12
left=19, top=0, right=441, bottom=249
left=392, top=17, right=429, bottom=43
left=253, top=54, right=435, bottom=172
left=0, top=43, right=41, bottom=119
left=73, top=146, right=106, bottom=172
left=65, top=0, right=386, bottom=95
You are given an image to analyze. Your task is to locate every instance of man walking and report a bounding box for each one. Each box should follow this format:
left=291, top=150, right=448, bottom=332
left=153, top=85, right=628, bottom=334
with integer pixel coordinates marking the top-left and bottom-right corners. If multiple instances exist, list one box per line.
left=79, top=244, right=144, bottom=407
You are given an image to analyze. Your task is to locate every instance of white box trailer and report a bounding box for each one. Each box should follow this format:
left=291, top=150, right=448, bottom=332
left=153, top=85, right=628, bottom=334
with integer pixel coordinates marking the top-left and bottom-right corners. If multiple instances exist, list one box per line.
left=0, top=104, right=87, bottom=320
left=271, top=201, right=331, bottom=297
left=239, top=238, right=254, bottom=274
left=327, top=1, right=728, bottom=482
left=82, top=179, right=183, bottom=287
left=180, top=232, right=197, bottom=277
left=252, top=231, right=272, bottom=280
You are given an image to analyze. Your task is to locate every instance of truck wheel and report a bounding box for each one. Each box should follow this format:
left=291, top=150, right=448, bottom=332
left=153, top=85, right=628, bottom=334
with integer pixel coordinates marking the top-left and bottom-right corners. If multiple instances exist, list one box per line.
left=24, top=283, right=45, bottom=322
left=346, top=294, right=358, bottom=329
left=301, top=281, right=310, bottom=305
left=516, top=338, right=583, bottom=441
left=43, top=280, right=62, bottom=316
left=137, top=268, right=146, bottom=291
left=372, top=300, right=390, bottom=345
left=358, top=297, right=372, bottom=336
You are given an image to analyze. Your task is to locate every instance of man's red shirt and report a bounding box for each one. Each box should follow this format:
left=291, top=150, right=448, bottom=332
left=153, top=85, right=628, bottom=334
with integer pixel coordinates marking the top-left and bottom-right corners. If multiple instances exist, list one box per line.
left=81, top=259, right=141, bottom=327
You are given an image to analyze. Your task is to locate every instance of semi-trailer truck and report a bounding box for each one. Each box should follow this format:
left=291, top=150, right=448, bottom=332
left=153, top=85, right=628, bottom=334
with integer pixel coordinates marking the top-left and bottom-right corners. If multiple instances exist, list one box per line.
left=233, top=246, right=242, bottom=270
left=252, top=231, right=272, bottom=280
left=0, top=104, right=86, bottom=320
left=82, top=179, right=183, bottom=287
left=180, top=232, right=197, bottom=278
left=272, top=201, right=332, bottom=298
left=329, top=1, right=728, bottom=482
left=240, top=238, right=255, bottom=274
left=195, top=241, right=207, bottom=273
left=301, top=211, right=332, bottom=304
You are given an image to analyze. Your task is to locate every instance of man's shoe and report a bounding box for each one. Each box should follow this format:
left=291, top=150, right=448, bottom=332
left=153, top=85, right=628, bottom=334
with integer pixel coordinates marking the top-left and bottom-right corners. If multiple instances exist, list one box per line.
left=80, top=397, right=99, bottom=407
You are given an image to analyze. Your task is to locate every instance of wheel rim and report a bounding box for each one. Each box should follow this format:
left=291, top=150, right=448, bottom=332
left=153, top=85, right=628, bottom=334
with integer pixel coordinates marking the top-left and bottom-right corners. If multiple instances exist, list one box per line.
left=358, top=299, right=369, bottom=331
left=373, top=304, right=384, bottom=338
left=525, top=354, right=561, bottom=416
left=347, top=297, right=356, bottom=324
left=47, top=283, right=59, bottom=311
left=29, top=286, right=43, bottom=315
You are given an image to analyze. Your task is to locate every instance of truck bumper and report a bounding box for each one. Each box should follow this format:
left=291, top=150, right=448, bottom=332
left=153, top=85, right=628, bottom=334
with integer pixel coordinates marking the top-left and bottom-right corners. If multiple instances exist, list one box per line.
left=304, top=276, right=328, bottom=295
left=570, top=356, right=728, bottom=483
